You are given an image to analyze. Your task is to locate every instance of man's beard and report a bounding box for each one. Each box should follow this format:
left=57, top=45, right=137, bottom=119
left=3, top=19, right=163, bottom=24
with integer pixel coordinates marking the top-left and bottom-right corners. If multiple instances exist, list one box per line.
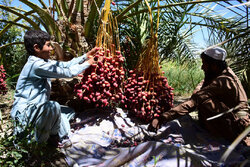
left=202, top=71, right=219, bottom=88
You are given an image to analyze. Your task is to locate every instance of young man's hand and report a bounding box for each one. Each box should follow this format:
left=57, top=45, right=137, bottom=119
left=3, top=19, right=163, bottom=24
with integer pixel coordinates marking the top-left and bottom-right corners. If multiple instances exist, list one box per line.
left=87, top=55, right=96, bottom=65
left=97, top=54, right=104, bottom=62
left=86, top=47, right=102, bottom=65
left=86, top=47, right=99, bottom=59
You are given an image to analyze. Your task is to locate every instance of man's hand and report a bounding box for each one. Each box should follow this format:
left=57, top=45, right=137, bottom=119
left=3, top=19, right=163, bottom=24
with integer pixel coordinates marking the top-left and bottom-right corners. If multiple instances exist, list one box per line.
left=148, top=118, right=161, bottom=132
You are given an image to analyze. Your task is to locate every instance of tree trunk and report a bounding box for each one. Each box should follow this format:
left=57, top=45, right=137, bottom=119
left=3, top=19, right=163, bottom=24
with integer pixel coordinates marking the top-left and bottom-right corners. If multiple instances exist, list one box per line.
left=50, top=0, right=94, bottom=107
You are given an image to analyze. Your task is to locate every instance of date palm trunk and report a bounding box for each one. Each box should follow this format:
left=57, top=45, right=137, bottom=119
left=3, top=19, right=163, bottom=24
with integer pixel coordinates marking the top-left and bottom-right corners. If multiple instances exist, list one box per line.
left=51, top=0, right=92, bottom=106
left=56, top=0, right=91, bottom=61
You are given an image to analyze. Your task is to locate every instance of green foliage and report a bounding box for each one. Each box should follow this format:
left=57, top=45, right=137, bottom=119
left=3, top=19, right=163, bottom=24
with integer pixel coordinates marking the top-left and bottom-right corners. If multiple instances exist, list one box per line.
left=85, top=0, right=104, bottom=43
left=0, top=0, right=95, bottom=60
left=118, top=1, right=149, bottom=70
left=0, top=90, right=63, bottom=166
left=161, top=60, right=204, bottom=96
left=3, top=45, right=27, bottom=88
left=0, top=0, right=26, bottom=88
left=0, top=118, right=62, bottom=166
left=153, top=155, right=160, bottom=166
left=0, top=120, right=28, bottom=167
left=157, top=1, right=198, bottom=64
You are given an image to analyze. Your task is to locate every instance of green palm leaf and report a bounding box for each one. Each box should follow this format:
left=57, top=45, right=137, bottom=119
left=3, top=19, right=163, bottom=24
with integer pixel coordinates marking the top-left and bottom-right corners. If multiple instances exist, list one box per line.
left=0, top=5, right=39, bottom=31
left=19, top=0, right=62, bottom=42
left=85, top=0, right=104, bottom=40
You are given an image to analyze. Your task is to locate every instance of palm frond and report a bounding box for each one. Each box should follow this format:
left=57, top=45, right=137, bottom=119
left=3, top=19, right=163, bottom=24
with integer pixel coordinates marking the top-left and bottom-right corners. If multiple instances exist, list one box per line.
left=84, top=0, right=104, bottom=41
left=0, top=5, right=39, bottom=29
left=0, top=42, right=24, bottom=50
left=19, top=0, right=62, bottom=41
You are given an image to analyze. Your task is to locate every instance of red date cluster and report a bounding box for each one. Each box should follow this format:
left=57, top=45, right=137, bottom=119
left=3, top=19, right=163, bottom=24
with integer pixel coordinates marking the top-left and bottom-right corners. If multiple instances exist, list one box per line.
left=122, top=70, right=174, bottom=123
left=74, top=49, right=125, bottom=108
left=0, top=65, right=7, bottom=95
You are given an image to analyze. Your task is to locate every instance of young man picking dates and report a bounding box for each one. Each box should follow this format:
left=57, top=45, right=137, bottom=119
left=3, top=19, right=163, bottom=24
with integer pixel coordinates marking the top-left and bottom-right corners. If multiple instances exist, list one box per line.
left=11, top=30, right=100, bottom=147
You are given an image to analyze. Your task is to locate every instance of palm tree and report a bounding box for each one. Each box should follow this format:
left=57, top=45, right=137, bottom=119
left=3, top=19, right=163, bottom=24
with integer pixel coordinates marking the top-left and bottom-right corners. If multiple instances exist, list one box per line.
left=114, top=0, right=249, bottom=94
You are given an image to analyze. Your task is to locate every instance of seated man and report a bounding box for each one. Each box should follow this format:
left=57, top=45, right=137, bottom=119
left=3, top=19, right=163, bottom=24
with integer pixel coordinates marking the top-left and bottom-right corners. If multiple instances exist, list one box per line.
left=149, top=47, right=249, bottom=146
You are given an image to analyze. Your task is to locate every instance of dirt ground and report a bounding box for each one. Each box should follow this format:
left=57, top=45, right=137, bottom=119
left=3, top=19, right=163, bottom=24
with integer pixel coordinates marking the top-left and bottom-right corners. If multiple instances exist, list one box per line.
left=0, top=90, right=14, bottom=137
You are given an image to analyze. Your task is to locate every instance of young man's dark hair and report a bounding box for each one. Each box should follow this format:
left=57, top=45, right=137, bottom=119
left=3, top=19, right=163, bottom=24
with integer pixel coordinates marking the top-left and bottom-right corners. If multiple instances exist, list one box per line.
left=24, top=29, right=51, bottom=55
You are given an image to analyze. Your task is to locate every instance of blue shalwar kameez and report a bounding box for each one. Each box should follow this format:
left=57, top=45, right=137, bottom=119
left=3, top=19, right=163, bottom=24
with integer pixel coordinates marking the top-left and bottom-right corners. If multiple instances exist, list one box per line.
left=11, top=55, right=90, bottom=143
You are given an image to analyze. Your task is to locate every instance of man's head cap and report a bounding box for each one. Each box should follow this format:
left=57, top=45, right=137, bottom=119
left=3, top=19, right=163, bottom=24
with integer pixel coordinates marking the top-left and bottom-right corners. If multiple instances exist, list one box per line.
left=202, top=47, right=227, bottom=61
